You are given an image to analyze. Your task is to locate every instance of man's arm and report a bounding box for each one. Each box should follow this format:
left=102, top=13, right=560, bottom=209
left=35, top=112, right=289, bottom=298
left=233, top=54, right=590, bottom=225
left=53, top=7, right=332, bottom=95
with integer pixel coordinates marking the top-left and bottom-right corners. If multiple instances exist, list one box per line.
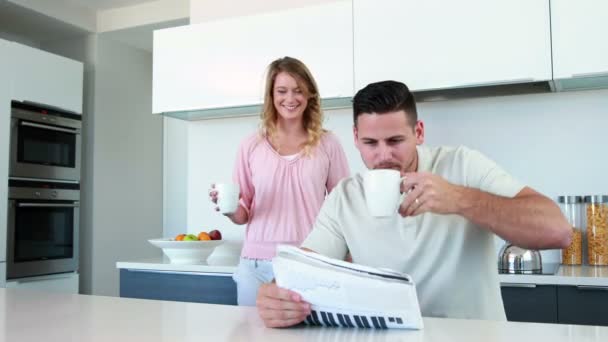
left=400, top=173, right=571, bottom=250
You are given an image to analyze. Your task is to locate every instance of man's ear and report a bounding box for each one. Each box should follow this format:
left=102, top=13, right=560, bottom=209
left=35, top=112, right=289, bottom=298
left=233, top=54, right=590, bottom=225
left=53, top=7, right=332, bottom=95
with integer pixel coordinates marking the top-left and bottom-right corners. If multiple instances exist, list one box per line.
left=353, top=125, right=360, bottom=149
left=415, top=120, right=425, bottom=145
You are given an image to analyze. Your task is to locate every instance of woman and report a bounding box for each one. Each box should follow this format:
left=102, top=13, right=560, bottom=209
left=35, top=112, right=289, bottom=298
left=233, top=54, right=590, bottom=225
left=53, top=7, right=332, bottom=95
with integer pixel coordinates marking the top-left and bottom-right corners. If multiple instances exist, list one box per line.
left=210, top=56, right=350, bottom=306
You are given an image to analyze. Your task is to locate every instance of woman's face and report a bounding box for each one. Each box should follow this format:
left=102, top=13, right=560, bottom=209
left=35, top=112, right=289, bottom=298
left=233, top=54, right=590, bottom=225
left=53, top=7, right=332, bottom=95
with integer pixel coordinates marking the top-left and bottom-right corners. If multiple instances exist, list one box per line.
left=272, top=71, right=308, bottom=122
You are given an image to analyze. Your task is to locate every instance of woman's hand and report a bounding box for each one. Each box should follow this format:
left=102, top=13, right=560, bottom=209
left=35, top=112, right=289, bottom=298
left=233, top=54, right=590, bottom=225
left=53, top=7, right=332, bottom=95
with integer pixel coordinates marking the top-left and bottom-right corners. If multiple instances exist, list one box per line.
left=208, top=183, right=220, bottom=211
left=209, top=183, right=249, bottom=224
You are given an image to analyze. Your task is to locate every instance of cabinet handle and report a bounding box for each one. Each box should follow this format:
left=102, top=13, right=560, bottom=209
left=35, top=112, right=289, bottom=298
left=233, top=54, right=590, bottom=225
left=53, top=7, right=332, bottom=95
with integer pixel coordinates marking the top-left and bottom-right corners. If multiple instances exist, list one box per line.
left=571, top=71, right=608, bottom=78
left=576, top=285, right=608, bottom=291
left=501, top=283, right=537, bottom=288
left=21, top=121, right=78, bottom=134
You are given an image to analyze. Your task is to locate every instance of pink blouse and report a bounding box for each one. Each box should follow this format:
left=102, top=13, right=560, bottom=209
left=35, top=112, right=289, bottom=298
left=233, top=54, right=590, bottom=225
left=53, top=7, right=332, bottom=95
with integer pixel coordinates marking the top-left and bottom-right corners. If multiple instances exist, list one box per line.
left=233, top=131, right=350, bottom=259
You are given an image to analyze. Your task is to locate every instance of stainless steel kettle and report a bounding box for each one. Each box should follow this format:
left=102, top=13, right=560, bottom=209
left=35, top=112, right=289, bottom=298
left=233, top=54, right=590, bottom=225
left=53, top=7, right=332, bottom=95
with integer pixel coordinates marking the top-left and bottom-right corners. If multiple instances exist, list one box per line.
left=498, top=242, right=542, bottom=274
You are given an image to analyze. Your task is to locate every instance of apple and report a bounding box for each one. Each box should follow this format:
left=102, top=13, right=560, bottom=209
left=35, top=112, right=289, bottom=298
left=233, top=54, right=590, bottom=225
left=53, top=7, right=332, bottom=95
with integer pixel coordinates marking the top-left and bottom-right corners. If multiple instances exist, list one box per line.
left=183, top=234, right=199, bottom=241
left=208, top=230, right=222, bottom=241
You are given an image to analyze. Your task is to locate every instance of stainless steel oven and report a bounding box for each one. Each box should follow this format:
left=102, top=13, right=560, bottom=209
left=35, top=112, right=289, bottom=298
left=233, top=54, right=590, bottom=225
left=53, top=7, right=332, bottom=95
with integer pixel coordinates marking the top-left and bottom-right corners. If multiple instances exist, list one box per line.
left=7, top=179, right=79, bottom=279
left=10, top=101, right=82, bottom=182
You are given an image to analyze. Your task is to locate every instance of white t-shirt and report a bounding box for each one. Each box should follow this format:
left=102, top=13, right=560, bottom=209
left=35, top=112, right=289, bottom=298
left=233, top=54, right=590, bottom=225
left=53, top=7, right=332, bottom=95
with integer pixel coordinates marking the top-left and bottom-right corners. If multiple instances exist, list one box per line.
left=301, top=145, right=525, bottom=321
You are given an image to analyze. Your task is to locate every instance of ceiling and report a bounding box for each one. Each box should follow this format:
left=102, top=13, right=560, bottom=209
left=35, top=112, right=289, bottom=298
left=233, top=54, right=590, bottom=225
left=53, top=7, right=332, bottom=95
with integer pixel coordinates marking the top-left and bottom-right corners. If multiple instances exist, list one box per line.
left=0, top=2, right=89, bottom=43
left=0, top=0, right=187, bottom=52
left=65, top=0, right=157, bottom=11
left=101, top=18, right=188, bottom=52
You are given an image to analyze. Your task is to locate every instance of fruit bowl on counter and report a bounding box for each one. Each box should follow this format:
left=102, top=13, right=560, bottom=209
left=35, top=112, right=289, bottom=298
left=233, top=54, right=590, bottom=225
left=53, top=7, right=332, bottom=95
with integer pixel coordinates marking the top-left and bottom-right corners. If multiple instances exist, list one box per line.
left=148, top=230, right=224, bottom=264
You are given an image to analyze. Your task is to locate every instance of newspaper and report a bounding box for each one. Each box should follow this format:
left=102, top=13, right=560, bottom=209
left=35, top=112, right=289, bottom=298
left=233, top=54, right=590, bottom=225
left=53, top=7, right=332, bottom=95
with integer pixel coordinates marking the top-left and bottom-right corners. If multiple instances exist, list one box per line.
left=272, top=245, right=424, bottom=330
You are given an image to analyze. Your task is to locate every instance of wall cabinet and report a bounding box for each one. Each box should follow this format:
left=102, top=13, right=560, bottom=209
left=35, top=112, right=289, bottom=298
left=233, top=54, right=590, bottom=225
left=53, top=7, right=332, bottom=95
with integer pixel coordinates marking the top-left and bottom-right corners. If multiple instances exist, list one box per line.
left=501, top=284, right=608, bottom=326
left=120, top=269, right=237, bottom=305
left=551, top=0, right=608, bottom=80
left=10, top=42, right=83, bottom=114
left=153, top=0, right=353, bottom=115
left=353, top=0, right=552, bottom=91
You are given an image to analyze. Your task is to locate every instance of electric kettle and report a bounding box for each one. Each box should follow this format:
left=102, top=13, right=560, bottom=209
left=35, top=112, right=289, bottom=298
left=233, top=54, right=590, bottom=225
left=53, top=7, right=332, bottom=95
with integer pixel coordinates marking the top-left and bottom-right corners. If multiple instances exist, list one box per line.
left=498, top=242, right=542, bottom=274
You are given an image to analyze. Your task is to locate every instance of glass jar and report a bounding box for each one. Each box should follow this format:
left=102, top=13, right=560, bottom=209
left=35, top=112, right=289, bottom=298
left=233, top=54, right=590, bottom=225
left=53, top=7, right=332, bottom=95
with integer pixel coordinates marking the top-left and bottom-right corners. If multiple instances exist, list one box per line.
left=558, top=196, right=583, bottom=265
left=584, top=195, right=608, bottom=266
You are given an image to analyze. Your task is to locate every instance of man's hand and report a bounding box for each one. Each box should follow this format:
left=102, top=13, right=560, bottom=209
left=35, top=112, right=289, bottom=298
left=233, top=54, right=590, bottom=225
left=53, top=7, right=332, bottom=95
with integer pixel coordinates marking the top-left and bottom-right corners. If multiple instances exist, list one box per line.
left=256, top=283, right=311, bottom=328
left=398, top=172, right=462, bottom=217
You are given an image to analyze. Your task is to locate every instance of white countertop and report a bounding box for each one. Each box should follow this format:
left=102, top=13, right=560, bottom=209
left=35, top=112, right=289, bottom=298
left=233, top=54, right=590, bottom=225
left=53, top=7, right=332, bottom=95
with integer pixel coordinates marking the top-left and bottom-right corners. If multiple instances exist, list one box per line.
left=1, top=288, right=607, bottom=342
left=116, top=255, right=237, bottom=274
left=118, top=257, right=608, bottom=287
left=499, top=265, right=608, bottom=286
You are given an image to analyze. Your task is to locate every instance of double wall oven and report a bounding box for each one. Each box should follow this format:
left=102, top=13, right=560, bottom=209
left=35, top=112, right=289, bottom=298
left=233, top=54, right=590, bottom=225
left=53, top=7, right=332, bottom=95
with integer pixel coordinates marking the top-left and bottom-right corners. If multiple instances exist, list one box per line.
left=6, top=101, right=82, bottom=279
left=10, top=101, right=81, bottom=182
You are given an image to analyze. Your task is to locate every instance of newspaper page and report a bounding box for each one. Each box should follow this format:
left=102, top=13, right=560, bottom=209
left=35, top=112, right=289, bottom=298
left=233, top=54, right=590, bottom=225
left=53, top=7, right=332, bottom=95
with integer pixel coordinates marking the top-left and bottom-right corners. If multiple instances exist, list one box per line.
left=272, top=245, right=423, bottom=329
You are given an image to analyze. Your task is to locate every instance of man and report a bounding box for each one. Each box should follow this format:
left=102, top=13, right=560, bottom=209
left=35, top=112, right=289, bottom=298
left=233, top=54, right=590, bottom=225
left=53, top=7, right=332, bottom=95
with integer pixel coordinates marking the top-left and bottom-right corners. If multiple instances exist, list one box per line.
left=256, top=80, right=571, bottom=328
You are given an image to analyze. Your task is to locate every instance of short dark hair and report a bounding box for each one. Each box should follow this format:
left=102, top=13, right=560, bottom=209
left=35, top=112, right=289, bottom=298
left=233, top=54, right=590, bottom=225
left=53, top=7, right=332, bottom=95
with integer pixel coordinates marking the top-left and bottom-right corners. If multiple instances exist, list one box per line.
left=353, top=80, right=418, bottom=127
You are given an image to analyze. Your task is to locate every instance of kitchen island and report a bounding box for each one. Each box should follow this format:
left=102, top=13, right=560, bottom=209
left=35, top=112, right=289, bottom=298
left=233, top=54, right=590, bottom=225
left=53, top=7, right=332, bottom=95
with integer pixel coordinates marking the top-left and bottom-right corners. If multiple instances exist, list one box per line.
left=1, top=287, right=607, bottom=342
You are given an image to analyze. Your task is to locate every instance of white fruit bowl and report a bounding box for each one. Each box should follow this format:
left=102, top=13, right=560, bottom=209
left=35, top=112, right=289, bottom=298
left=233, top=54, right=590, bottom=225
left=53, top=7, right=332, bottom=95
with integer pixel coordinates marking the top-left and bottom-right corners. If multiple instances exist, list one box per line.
left=148, top=238, right=224, bottom=264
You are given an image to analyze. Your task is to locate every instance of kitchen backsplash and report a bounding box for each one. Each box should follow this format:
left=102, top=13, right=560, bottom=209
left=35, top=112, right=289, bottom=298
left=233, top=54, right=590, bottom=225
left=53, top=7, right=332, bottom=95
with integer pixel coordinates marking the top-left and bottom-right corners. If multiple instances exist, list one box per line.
left=165, top=88, right=608, bottom=263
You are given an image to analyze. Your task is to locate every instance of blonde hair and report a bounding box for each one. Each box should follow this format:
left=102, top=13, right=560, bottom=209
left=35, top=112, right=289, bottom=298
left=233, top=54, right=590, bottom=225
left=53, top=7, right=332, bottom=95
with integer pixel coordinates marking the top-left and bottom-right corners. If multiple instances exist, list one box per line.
left=260, top=56, right=324, bottom=156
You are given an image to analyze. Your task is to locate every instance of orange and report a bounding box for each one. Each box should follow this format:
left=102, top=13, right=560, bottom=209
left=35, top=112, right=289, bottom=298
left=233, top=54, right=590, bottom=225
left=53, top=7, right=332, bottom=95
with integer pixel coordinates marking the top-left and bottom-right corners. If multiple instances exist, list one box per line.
left=198, top=232, right=211, bottom=241
left=175, top=234, right=186, bottom=241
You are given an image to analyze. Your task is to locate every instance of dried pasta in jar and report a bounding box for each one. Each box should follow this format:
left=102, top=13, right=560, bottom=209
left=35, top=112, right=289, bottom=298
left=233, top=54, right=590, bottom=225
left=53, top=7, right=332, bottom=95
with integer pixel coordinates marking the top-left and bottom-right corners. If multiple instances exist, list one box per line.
left=562, top=228, right=582, bottom=265
left=585, top=196, right=608, bottom=266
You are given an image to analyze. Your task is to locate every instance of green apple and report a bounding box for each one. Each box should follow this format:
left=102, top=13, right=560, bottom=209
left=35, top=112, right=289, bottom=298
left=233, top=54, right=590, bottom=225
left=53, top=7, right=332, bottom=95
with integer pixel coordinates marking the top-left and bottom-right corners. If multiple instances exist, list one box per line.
left=183, top=234, right=199, bottom=241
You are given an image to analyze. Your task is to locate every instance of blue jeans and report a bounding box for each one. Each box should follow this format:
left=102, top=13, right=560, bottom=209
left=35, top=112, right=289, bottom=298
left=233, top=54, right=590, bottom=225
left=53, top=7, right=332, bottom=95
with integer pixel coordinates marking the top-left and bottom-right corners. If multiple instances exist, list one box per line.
left=232, top=257, right=275, bottom=306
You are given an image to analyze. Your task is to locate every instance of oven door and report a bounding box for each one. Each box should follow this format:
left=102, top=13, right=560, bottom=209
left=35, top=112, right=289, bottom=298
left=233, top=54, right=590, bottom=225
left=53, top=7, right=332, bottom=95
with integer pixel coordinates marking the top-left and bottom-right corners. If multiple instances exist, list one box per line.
left=10, top=111, right=81, bottom=182
left=7, top=199, right=80, bottom=279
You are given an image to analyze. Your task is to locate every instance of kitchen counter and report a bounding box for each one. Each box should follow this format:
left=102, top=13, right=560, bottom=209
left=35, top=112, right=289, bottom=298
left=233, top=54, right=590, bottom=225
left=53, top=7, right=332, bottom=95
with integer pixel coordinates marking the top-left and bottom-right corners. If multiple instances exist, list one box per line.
left=499, top=265, right=608, bottom=286
left=116, top=255, right=237, bottom=274
left=2, top=288, right=607, bottom=342
left=118, top=257, right=608, bottom=287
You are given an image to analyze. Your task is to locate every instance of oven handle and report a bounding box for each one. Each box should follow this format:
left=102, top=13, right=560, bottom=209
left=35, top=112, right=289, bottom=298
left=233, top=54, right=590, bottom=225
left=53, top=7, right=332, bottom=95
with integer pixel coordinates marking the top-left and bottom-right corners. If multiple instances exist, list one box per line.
left=17, top=203, right=79, bottom=208
left=21, top=121, right=78, bottom=134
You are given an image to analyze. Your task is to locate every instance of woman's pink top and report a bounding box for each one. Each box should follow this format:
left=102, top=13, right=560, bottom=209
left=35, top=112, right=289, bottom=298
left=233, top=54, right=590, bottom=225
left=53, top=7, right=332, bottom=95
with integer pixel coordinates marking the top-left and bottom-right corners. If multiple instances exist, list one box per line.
left=233, top=131, right=350, bottom=259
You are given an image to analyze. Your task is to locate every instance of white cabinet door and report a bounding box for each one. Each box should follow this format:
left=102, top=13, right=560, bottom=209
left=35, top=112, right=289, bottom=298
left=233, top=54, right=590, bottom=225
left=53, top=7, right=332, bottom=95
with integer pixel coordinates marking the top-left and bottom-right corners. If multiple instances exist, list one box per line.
left=153, top=0, right=353, bottom=114
left=354, top=0, right=552, bottom=91
left=551, top=0, right=608, bottom=79
left=0, top=38, right=11, bottom=263
left=5, top=273, right=79, bottom=294
left=11, top=42, right=83, bottom=114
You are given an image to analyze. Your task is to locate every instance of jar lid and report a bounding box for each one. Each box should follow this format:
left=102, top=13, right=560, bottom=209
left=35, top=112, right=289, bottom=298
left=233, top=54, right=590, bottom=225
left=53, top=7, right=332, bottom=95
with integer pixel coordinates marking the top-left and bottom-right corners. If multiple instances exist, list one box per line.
left=557, top=196, right=583, bottom=203
left=583, top=195, right=608, bottom=203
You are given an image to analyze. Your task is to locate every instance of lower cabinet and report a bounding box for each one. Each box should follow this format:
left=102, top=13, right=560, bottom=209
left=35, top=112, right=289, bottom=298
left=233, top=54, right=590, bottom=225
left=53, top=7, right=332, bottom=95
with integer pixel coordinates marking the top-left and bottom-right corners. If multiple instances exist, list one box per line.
left=120, top=269, right=237, bottom=305
left=557, top=286, right=608, bottom=326
left=501, top=284, right=558, bottom=323
left=501, top=284, right=608, bottom=326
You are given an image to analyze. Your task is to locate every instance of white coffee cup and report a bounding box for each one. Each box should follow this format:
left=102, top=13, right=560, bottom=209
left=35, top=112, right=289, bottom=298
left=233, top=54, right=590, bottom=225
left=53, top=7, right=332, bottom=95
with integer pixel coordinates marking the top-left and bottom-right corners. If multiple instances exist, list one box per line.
left=215, top=183, right=240, bottom=214
left=363, top=169, right=406, bottom=217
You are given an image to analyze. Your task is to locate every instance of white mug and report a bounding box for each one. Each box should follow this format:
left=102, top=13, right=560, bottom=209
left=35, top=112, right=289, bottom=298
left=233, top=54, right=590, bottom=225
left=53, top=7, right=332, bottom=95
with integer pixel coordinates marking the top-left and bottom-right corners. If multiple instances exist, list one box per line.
left=215, top=183, right=240, bottom=214
left=363, top=169, right=406, bottom=217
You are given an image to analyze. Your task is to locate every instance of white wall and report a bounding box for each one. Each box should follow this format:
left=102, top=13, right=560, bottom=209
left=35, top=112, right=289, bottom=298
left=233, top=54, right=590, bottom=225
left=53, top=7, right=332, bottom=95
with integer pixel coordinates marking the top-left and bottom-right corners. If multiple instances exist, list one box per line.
left=165, top=88, right=608, bottom=263
left=44, top=35, right=164, bottom=296
left=87, top=36, right=163, bottom=296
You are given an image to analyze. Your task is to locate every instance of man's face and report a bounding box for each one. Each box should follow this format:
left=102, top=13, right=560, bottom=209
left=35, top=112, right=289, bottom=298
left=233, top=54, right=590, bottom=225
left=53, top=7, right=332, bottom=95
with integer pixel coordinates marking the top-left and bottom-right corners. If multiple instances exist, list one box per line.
left=354, top=110, right=424, bottom=174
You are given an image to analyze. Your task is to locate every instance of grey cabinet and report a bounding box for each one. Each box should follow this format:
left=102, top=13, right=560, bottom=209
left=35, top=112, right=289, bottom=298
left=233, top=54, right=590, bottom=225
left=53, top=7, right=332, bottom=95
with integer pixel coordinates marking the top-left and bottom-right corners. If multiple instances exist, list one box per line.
left=557, top=286, right=608, bottom=326
left=120, top=269, right=237, bottom=305
left=501, top=284, right=558, bottom=323
left=501, top=284, right=608, bottom=326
